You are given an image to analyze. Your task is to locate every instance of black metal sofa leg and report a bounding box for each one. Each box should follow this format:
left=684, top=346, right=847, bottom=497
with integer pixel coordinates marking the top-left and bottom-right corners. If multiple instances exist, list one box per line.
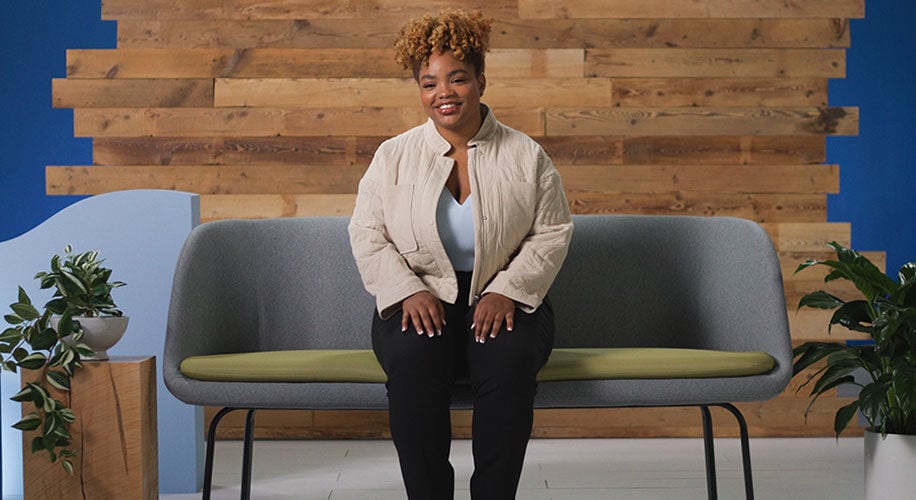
left=700, top=406, right=718, bottom=500
left=203, top=407, right=258, bottom=500
left=699, top=404, right=755, bottom=500
left=204, top=407, right=239, bottom=500
left=241, top=409, right=258, bottom=500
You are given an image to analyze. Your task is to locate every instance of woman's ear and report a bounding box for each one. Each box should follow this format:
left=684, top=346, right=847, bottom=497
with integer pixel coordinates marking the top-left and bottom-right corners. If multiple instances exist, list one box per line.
left=477, top=73, right=486, bottom=97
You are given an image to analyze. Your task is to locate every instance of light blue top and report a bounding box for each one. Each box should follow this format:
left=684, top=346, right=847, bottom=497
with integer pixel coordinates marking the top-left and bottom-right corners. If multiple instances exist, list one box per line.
left=436, top=187, right=475, bottom=272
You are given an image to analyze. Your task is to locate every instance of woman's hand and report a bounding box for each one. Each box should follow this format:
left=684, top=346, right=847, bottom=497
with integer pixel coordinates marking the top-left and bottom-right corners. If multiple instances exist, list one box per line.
left=401, top=291, right=445, bottom=337
left=472, top=293, right=515, bottom=343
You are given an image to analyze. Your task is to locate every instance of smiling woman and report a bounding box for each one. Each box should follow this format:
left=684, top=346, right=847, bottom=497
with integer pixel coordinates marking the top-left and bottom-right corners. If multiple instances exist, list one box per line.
left=347, top=8, right=574, bottom=500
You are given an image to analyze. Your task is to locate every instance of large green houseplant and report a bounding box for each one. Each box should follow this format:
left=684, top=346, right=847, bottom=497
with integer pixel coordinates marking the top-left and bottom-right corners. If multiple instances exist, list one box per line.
left=793, top=242, right=915, bottom=437
left=0, top=245, right=126, bottom=474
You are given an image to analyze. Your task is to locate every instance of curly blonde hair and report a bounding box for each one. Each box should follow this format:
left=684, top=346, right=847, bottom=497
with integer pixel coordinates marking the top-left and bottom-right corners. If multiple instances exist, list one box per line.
left=394, top=8, right=493, bottom=81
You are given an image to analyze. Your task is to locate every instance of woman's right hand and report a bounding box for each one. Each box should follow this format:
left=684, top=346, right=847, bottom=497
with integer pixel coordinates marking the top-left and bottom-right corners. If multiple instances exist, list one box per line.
left=401, top=291, right=445, bottom=337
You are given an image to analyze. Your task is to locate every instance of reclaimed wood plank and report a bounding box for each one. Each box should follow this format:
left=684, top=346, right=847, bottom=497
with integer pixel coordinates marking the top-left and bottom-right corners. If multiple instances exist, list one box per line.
left=545, top=107, right=858, bottom=136
left=103, top=0, right=517, bottom=20
left=92, top=135, right=825, bottom=167
left=48, top=164, right=837, bottom=196
left=620, top=135, right=826, bottom=164
left=116, top=18, right=850, bottom=49
left=214, top=77, right=611, bottom=108
left=52, top=78, right=213, bottom=108
left=586, top=48, right=845, bottom=78
left=611, top=78, right=827, bottom=107
left=496, top=18, right=850, bottom=49
left=46, top=165, right=362, bottom=195
left=67, top=48, right=403, bottom=79
left=565, top=192, right=825, bottom=222
left=93, top=137, right=370, bottom=166
left=518, top=0, right=865, bottom=19
left=67, top=48, right=582, bottom=79
left=557, top=164, right=838, bottom=193
left=74, top=107, right=544, bottom=137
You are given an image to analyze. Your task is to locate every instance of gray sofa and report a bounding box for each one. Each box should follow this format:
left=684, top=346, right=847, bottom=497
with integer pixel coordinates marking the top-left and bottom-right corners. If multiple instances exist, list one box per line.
left=164, top=214, right=792, bottom=500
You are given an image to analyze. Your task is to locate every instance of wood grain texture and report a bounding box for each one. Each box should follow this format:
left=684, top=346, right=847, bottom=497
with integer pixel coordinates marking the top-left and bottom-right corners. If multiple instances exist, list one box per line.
left=73, top=107, right=544, bottom=137
left=46, top=165, right=363, bottom=194
left=612, top=78, right=827, bottom=107
left=102, top=0, right=518, bottom=20
left=546, top=107, right=858, bottom=136
left=91, top=135, right=825, bottom=167
left=21, top=357, right=158, bottom=500
left=518, top=0, right=865, bottom=19
left=67, top=48, right=584, bottom=79
left=496, top=18, right=849, bottom=49
left=116, top=18, right=850, bottom=49
left=586, top=49, right=844, bottom=78
left=52, top=78, right=214, bottom=108
left=558, top=164, right=838, bottom=193
left=214, top=77, right=611, bottom=108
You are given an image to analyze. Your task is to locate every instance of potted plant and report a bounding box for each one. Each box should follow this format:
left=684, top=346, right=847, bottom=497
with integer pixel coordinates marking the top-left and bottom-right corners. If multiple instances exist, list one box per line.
left=36, top=245, right=128, bottom=360
left=792, top=241, right=915, bottom=499
left=0, top=245, right=127, bottom=475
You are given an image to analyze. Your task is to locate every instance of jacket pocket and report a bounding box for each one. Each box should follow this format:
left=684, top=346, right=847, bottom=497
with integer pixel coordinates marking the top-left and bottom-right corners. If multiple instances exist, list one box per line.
left=496, top=181, right=536, bottom=249
left=381, top=184, right=419, bottom=254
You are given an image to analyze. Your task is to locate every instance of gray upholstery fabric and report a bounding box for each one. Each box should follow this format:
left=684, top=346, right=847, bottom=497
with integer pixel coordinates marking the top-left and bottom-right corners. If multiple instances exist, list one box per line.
left=163, top=215, right=792, bottom=410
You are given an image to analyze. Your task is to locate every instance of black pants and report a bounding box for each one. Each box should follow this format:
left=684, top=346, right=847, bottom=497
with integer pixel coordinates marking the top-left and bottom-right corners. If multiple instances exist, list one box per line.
left=372, top=272, right=554, bottom=500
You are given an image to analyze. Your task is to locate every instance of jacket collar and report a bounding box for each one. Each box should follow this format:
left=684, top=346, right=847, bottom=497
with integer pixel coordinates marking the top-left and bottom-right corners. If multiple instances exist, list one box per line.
left=422, top=104, right=497, bottom=155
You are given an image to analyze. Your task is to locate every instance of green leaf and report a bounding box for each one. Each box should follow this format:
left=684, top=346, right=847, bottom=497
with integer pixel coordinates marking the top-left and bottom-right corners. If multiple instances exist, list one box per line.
left=46, top=371, right=71, bottom=392
left=10, top=385, right=34, bottom=402
left=797, top=291, right=845, bottom=311
left=4, top=314, right=24, bottom=325
left=31, top=436, right=46, bottom=453
left=18, top=352, right=48, bottom=370
left=829, top=300, right=873, bottom=334
left=17, top=286, right=31, bottom=306
left=44, top=298, right=67, bottom=315
left=61, top=459, right=74, bottom=475
left=10, top=303, right=40, bottom=321
left=13, top=413, right=41, bottom=431
left=834, top=401, right=860, bottom=437
left=0, top=327, right=22, bottom=342
left=30, top=328, right=58, bottom=351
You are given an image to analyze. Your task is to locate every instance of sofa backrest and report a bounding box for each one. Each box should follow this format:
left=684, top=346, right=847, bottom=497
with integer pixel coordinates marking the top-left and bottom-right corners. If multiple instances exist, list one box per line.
left=168, top=215, right=788, bottom=356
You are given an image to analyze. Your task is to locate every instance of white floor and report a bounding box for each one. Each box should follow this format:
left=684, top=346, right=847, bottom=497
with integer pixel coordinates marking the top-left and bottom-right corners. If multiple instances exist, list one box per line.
left=160, top=437, right=864, bottom=499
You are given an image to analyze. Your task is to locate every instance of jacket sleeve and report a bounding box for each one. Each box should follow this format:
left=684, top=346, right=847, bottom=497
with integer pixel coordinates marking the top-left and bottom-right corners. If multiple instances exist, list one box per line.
left=483, top=150, right=574, bottom=312
left=348, top=151, right=430, bottom=319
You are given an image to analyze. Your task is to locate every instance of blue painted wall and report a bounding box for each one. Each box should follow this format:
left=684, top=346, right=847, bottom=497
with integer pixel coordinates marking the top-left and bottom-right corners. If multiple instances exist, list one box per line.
left=827, top=2, right=916, bottom=275
left=1, top=3, right=913, bottom=263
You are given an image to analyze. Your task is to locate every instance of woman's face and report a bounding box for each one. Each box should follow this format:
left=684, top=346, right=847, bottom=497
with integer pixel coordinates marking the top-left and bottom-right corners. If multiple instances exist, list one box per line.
left=418, top=50, right=486, bottom=142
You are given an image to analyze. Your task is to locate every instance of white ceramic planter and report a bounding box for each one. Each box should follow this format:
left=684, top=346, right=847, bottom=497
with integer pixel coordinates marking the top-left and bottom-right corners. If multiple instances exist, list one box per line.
left=53, top=316, right=130, bottom=361
left=864, top=429, right=916, bottom=500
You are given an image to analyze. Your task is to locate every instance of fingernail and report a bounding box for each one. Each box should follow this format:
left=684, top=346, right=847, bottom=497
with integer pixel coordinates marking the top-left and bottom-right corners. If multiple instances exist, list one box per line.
left=507, top=327, right=513, bottom=332
left=437, top=329, right=442, bottom=336
left=417, top=329, right=424, bottom=335
left=470, top=323, right=475, bottom=330
left=401, top=325, right=407, bottom=332
left=428, top=332, right=434, bottom=338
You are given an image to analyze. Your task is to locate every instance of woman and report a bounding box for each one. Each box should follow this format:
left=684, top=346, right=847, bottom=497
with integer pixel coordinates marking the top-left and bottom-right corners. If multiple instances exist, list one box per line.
left=348, top=9, right=573, bottom=499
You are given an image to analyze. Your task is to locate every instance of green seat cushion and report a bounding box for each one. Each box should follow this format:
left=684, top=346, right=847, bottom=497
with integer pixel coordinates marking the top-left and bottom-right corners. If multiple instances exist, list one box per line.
left=180, top=347, right=776, bottom=383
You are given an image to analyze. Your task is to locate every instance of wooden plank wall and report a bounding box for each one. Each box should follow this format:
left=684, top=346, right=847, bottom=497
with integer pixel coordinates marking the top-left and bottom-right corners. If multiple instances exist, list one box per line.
left=52, top=0, right=867, bottom=438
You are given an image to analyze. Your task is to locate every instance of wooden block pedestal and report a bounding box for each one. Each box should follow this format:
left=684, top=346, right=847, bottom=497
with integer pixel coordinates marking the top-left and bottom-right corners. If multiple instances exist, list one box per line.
left=20, top=356, right=158, bottom=499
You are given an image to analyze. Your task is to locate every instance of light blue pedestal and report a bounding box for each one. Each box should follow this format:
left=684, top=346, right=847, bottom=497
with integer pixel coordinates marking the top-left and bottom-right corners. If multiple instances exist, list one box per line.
left=0, top=190, right=204, bottom=496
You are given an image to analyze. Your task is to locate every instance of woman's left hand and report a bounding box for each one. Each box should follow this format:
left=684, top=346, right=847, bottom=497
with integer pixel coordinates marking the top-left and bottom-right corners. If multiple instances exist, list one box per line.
left=472, top=293, right=515, bottom=343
